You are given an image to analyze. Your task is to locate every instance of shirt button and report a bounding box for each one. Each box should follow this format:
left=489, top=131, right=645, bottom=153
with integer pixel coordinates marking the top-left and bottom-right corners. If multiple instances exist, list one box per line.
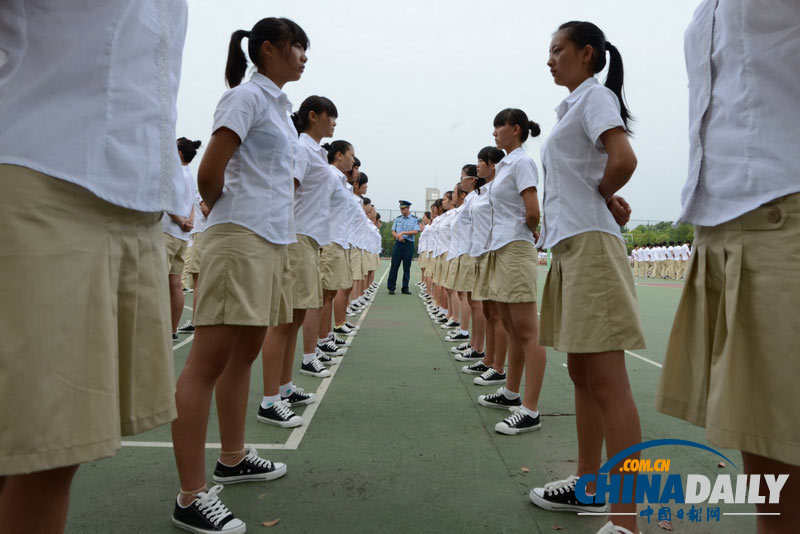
left=767, top=208, right=782, bottom=224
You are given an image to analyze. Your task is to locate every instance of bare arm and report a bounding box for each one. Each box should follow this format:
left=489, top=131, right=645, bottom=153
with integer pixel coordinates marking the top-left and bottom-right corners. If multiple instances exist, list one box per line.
left=521, top=187, right=540, bottom=234
left=197, top=127, right=241, bottom=209
left=597, top=127, right=637, bottom=226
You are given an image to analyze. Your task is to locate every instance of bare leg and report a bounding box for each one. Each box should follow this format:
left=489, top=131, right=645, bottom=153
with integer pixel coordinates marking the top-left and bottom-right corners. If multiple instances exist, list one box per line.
left=169, top=273, right=183, bottom=333
left=482, top=301, right=495, bottom=366
left=279, top=309, right=306, bottom=386
left=497, top=302, right=524, bottom=393
left=458, top=291, right=471, bottom=333
left=334, top=288, right=351, bottom=327
left=581, top=350, right=642, bottom=532
left=303, top=307, right=323, bottom=355
left=190, top=273, right=199, bottom=323
left=469, top=294, right=485, bottom=353
left=741, top=453, right=800, bottom=534
left=485, top=301, right=508, bottom=373
left=172, top=325, right=266, bottom=495
left=566, top=355, right=604, bottom=495
left=0, top=464, right=80, bottom=533
left=501, top=301, right=546, bottom=411
left=261, top=322, right=293, bottom=398
left=318, top=290, right=336, bottom=339
left=448, top=289, right=460, bottom=322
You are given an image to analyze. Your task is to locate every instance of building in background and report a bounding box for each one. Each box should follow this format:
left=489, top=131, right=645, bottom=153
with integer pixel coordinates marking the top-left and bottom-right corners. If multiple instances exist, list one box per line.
left=425, top=187, right=440, bottom=212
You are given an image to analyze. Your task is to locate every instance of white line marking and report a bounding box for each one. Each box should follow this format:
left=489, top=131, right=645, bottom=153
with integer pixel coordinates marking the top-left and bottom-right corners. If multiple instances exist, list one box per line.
left=184, top=305, right=193, bottom=311
left=624, top=350, right=663, bottom=369
left=173, top=335, right=194, bottom=352
left=125, top=266, right=390, bottom=451
left=562, top=363, right=567, bottom=368
left=283, top=266, right=390, bottom=449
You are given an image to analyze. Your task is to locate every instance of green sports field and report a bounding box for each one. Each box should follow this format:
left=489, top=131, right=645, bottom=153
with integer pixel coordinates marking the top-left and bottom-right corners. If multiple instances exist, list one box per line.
left=66, top=261, right=756, bottom=533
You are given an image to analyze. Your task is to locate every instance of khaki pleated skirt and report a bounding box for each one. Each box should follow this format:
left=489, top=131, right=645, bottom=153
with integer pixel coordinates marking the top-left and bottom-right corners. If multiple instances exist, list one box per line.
left=320, top=243, right=352, bottom=290
left=656, top=193, right=800, bottom=466
left=443, top=258, right=458, bottom=289
left=471, top=253, right=490, bottom=301
left=289, top=234, right=323, bottom=310
left=185, top=231, right=204, bottom=274
left=195, top=223, right=292, bottom=327
left=538, top=231, right=645, bottom=353
left=453, top=254, right=476, bottom=293
left=482, top=240, right=539, bottom=303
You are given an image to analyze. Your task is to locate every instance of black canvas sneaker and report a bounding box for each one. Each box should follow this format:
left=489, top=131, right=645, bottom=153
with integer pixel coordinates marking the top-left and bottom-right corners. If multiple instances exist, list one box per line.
left=474, top=368, right=507, bottom=386
left=478, top=388, right=522, bottom=410
left=451, top=342, right=471, bottom=354
left=316, top=351, right=338, bottom=366
left=455, top=348, right=484, bottom=362
left=461, top=360, right=491, bottom=375
left=212, top=447, right=287, bottom=484
left=300, top=357, right=331, bottom=378
left=529, top=475, right=608, bottom=513
left=440, top=320, right=460, bottom=329
left=177, top=321, right=195, bottom=334
left=256, top=400, right=302, bottom=428
left=445, top=331, right=470, bottom=342
left=495, top=407, right=541, bottom=435
left=172, top=485, right=245, bottom=534
left=344, top=321, right=360, bottom=331
left=333, top=324, right=356, bottom=337
left=316, top=339, right=343, bottom=356
left=281, top=387, right=316, bottom=406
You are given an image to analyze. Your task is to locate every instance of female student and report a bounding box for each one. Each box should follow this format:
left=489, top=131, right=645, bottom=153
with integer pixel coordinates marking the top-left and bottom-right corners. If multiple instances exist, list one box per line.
left=475, top=109, right=547, bottom=437
left=529, top=21, right=645, bottom=534
left=461, top=147, right=507, bottom=383
left=0, top=3, right=188, bottom=531
left=258, top=95, right=340, bottom=431
left=170, top=18, right=309, bottom=533
left=657, top=2, right=800, bottom=532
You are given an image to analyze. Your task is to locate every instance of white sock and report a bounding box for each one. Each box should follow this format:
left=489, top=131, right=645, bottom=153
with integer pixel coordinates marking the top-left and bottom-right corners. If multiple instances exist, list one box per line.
left=460, top=329, right=469, bottom=336
left=441, top=308, right=448, bottom=315
left=502, top=388, right=520, bottom=400
left=317, top=337, right=328, bottom=345
left=279, top=382, right=294, bottom=397
left=302, top=352, right=316, bottom=365
left=520, top=404, right=539, bottom=418
left=260, top=394, right=280, bottom=409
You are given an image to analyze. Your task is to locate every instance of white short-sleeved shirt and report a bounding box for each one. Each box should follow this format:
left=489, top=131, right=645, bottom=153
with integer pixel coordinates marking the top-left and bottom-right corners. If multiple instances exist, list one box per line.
left=537, top=77, right=626, bottom=250
left=678, top=0, right=800, bottom=226
left=294, top=133, right=335, bottom=246
left=205, top=73, right=297, bottom=245
left=680, top=244, right=691, bottom=261
left=487, top=147, right=539, bottom=251
left=469, top=183, right=494, bottom=257
left=427, top=216, right=442, bottom=256
left=455, top=191, right=478, bottom=257
left=162, top=165, right=197, bottom=240
left=328, top=166, right=352, bottom=250
left=0, top=0, right=188, bottom=215
left=435, top=209, right=456, bottom=258
left=190, top=192, right=207, bottom=235
left=446, top=205, right=465, bottom=261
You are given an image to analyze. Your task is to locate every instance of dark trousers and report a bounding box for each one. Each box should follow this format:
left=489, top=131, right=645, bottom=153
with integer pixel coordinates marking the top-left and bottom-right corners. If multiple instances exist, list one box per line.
left=387, top=240, right=413, bottom=291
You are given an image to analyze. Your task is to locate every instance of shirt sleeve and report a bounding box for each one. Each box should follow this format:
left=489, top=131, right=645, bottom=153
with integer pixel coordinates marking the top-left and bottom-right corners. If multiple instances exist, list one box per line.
left=581, top=85, right=625, bottom=149
left=293, top=145, right=310, bottom=183
left=513, top=157, right=539, bottom=194
left=212, top=86, right=259, bottom=144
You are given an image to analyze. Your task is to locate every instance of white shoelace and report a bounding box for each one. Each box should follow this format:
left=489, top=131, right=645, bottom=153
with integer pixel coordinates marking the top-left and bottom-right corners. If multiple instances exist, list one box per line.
left=543, top=475, right=579, bottom=495
left=457, top=343, right=470, bottom=351
left=243, top=446, right=274, bottom=470
left=485, top=387, right=506, bottom=401
left=272, top=400, right=295, bottom=420
left=479, top=368, right=498, bottom=380
left=503, top=408, right=528, bottom=426
left=194, top=485, right=233, bottom=526
left=310, top=358, right=326, bottom=372
left=321, top=341, right=338, bottom=352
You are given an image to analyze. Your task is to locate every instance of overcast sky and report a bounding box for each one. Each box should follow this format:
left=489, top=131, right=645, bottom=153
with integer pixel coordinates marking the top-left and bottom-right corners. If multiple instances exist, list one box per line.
left=177, top=0, right=700, bottom=223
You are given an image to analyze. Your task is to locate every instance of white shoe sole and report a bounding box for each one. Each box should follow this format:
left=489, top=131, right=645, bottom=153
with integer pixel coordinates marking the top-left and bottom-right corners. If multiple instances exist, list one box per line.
left=495, top=421, right=540, bottom=435
left=528, top=488, right=609, bottom=513
left=461, top=366, right=485, bottom=375
left=320, top=358, right=339, bottom=366
left=172, top=517, right=246, bottom=534
left=300, top=369, right=331, bottom=378
left=318, top=349, right=344, bottom=356
left=256, top=414, right=303, bottom=428
left=451, top=346, right=470, bottom=354
left=454, top=354, right=482, bottom=362
left=212, top=462, right=288, bottom=484
left=445, top=337, right=470, bottom=343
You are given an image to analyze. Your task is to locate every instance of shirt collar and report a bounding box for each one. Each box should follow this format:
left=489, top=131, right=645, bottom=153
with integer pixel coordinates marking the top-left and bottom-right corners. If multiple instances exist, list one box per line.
left=299, top=133, right=327, bottom=158
left=251, top=72, right=292, bottom=111
left=496, top=147, right=526, bottom=169
left=555, top=77, right=598, bottom=119
left=329, top=164, right=347, bottom=185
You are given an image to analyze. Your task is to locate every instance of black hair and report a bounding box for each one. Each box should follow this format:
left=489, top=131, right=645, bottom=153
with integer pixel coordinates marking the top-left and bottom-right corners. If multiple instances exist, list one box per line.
left=558, top=21, right=633, bottom=130
left=357, top=172, right=368, bottom=187
left=462, top=164, right=478, bottom=177
left=424, top=211, right=431, bottom=220
left=291, top=95, right=337, bottom=135
left=376, top=213, right=381, bottom=221
left=493, top=108, right=541, bottom=143
left=226, top=18, right=309, bottom=88
left=477, top=146, right=505, bottom=165
left=444, top=190, right=454, bottom=202
left=432, top=199, right=443, bottom=211
left=353, top=156, right=361, bottom=168
left=177, top=137, right=202, bottom=163
left=362, top=196, right=371, bottom=206
left=322, top=140, right=352, bottom=164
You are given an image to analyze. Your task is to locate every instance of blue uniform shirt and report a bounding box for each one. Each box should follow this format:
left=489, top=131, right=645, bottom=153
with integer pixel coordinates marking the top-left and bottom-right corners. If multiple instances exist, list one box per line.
left=392, top=214, right=420, bottom=244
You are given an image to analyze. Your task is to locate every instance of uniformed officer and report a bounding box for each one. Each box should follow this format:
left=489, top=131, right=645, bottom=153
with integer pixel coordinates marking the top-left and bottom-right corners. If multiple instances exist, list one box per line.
left=387, top=200, right=419, bottom=294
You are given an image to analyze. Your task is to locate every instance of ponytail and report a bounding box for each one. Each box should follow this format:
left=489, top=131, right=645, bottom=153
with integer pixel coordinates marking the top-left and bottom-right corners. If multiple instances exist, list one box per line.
left=603, top=41, right=631, bottom=128
left=224, top=18, right=309, bottom=88
left=292, top=95, right=338, bottom=135
left=492, top=108, right=541, bottom=143
left=177, top=137, right=202, bottom=163
left=322, top=140, right=352, bottom=164
left=558, top=21, right=633, bottom=131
